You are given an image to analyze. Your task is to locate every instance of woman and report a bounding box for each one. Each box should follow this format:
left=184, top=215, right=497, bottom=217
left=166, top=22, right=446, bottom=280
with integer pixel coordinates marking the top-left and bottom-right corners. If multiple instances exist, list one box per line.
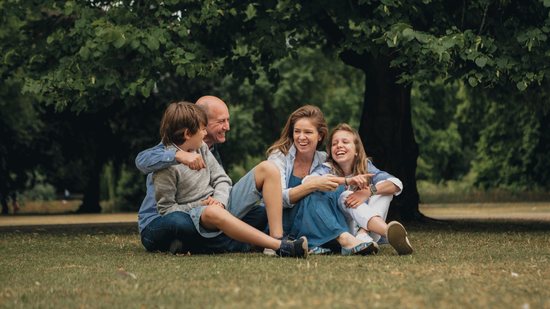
left=267, top=105, right=377, bottom=255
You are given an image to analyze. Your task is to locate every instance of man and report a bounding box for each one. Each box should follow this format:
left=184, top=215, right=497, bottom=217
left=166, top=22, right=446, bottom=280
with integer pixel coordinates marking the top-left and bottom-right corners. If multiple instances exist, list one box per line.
left=136, top=96, right=267, bottom=254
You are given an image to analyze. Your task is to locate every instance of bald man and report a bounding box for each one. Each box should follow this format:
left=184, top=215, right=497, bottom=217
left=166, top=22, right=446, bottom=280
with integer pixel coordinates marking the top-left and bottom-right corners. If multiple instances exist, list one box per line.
left=196, top=96, right=230, bottom=166
left=135, top=96, right=267, bottom=254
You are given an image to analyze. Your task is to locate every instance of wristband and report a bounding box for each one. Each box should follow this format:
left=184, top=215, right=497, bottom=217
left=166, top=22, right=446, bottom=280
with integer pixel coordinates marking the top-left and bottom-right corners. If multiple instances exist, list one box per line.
left=369, top=184, right=378, bottom=195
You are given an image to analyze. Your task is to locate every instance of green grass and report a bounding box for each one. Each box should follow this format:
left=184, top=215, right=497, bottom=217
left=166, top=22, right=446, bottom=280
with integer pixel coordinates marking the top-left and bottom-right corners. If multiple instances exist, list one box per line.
left=1, top=222, right=549, bottom=308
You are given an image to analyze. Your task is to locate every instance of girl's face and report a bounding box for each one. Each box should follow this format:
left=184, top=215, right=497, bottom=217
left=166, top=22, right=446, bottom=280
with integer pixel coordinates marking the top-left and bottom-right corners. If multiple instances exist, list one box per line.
left=293, top=118, right=320, bottom=156
left=331, top=130, right=357, bottom=166
left=183, top=125, right=207, bottom=151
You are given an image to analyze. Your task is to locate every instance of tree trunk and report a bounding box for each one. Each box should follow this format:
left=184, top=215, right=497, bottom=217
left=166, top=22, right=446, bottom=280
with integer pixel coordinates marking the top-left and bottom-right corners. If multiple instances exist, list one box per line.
left=359, top=54, right=423, bottom=222
left=77, top=163, right=102, bottom=213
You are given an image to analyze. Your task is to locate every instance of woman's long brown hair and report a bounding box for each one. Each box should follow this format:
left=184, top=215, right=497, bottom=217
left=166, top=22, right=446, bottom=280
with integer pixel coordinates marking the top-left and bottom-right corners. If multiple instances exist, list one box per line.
left=266, top=105, right=328, bottom=156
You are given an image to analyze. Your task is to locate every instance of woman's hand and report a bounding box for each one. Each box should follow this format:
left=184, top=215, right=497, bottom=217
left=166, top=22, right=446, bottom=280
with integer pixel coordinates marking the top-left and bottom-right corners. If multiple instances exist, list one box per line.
left=344, top=189, right=371, bottom=208
left=347, top=173, right=373, bottom=190
left=306, top=175, right=339, bottom=192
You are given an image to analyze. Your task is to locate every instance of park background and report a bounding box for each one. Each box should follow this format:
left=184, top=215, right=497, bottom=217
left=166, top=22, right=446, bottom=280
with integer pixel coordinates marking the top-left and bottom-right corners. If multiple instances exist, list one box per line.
left=2, top=1, right=550, bottom=308
left=2, top=1, right=550, bottom=219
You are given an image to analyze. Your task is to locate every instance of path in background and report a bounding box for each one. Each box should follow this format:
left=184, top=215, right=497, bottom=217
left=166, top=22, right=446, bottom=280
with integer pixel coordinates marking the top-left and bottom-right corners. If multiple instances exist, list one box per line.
left=0, top=213, right=137, bottom=231
left=420, top=202, right=550, bottom=221
left=1, top=202, right=549, bottom=231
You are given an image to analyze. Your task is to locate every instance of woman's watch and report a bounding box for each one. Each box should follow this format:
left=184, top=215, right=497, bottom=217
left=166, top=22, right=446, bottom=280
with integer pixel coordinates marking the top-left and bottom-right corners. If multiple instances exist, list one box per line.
left=369, top=184, right=378, bottom=195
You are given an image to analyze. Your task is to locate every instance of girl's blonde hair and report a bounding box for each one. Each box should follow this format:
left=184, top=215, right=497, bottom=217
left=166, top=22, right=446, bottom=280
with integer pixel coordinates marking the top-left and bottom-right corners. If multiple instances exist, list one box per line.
left=160, top=101, right=207, bottom=146
left=266, top=105, right=328, bottom=156
left=326, top=123, right=369, bottom=176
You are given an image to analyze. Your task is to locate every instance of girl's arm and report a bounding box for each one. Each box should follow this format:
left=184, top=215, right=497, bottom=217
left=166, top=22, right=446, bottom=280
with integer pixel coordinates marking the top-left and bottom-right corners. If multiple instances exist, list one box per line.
left=368, top=160, right=403, bottom=195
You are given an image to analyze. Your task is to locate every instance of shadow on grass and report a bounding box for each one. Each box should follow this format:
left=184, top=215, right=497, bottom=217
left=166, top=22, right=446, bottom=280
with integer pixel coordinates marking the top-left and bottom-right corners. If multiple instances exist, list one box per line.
left=407, top=217, right=550, bottom=233
left=3, top=218, right=550, bottom=236
left=0, top=223, right=138, bottom=235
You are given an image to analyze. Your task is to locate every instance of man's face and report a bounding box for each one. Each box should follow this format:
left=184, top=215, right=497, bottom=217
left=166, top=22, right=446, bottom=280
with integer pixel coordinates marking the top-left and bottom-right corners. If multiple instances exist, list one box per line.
left=205, top=103, right=230, bottom=146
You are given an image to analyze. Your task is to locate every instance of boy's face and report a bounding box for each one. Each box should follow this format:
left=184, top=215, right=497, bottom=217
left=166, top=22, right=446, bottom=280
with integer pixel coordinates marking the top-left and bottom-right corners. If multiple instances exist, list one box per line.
left=184, top=125, right=207, bottom=151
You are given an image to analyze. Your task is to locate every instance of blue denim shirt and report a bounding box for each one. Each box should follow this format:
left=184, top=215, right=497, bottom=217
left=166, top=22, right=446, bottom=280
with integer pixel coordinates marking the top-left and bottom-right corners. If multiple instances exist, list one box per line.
left=136, top=143, right=177, bottom=233
left=267, top=145, right=327, bottom=208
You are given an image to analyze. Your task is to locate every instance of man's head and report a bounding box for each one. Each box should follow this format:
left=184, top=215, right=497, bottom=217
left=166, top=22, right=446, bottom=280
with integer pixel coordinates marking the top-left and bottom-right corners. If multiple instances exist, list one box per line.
left=196, top=95, right=230, bottom=147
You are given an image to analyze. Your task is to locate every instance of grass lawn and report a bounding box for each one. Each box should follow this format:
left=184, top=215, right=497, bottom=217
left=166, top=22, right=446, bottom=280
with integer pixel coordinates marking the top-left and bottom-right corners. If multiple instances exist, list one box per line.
left=1, top=221, right=549, bottom=308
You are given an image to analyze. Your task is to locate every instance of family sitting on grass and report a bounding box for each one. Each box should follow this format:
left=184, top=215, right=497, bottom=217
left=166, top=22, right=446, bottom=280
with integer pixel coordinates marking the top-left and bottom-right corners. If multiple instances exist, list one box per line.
left=136, top=96, right=413, bottom=258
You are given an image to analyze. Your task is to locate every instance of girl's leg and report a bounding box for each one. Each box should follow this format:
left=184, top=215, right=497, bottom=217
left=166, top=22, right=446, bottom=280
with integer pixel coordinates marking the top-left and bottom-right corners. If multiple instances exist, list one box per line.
left=253, top=161, right=284, bottom=239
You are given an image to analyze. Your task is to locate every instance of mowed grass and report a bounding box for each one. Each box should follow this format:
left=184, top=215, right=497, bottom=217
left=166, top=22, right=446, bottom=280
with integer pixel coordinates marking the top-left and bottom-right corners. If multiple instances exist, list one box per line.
left=1, top=221, right=549, bottom=309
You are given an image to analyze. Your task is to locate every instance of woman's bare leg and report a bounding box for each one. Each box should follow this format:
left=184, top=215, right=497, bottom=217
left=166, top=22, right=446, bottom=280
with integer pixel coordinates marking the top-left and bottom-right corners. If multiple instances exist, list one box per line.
left=254, top=161, right=284, bottom=239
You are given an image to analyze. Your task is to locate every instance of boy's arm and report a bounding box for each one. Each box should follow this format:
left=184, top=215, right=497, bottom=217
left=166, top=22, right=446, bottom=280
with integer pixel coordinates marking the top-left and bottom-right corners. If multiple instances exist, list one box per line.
left=153, top=167, right=201, bottom=215
left=204, top=145, right=232, bottom=207
left=135, top=142, right=205, bottom=174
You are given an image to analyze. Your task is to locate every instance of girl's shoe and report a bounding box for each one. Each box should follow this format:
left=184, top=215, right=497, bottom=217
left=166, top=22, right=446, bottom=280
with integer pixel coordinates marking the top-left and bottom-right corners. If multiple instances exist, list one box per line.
left=309, top=246, right=332, bottom=255
left=387, top=221, right=413, bottom=255
left=341, top=242, right=379, bottom=256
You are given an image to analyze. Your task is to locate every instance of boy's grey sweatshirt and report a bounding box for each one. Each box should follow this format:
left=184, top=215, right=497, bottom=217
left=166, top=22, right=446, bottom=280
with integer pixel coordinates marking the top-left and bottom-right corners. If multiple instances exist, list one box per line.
left=153, top=142, right=232, bottom=215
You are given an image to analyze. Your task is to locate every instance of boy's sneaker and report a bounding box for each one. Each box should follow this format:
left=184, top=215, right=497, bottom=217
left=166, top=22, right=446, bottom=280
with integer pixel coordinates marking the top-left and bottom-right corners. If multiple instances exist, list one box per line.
left=169, top=239, right=184, bottom=255
left=276, top=236, right=308, bottom=258
left=387, top=221, right=413, bottom=255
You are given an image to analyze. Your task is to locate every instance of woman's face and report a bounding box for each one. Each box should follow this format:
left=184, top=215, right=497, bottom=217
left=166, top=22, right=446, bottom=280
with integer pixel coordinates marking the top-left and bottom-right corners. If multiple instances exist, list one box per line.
left=293, top=118, right=320, bottom=156
left=331, top=130, right=357, bottom=166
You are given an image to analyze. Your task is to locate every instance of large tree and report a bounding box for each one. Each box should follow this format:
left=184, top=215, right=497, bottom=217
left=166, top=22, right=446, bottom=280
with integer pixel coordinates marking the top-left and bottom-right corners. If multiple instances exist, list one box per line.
left=233, top=0, right=550, bottom=221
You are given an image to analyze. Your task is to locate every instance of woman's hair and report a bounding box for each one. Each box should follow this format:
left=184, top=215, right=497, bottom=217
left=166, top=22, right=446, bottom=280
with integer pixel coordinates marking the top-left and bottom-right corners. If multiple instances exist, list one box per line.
left=266, top=105, right=328, bottom=156
left=159, top=101, right=207, bottom=146
left=326, top=123, right=369, bottom=176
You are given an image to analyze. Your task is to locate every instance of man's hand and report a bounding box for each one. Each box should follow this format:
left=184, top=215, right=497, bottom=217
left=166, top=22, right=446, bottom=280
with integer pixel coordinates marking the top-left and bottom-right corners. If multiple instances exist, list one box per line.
left=344, top=189, right=371, bottom=208
left=201, top=196, right=225, bottom=209
left=175, top=151, right=206, bottom=170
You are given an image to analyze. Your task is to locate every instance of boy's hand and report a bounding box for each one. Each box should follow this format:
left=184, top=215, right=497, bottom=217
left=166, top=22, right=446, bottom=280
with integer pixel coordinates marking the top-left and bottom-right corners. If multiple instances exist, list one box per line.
left=201, top=196, right=225, bottom=209
left=344, top=189, right=371, bottom=208
left=175, top=151, right=206, bottom=170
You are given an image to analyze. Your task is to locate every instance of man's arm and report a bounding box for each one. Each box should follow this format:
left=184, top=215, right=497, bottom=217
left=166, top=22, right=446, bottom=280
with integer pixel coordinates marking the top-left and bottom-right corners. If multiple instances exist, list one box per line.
left=135, top=142, right=205, bottom=175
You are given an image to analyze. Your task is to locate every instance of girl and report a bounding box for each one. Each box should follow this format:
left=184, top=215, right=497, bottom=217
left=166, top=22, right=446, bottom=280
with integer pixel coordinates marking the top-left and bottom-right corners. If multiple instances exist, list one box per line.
left=304, top=123, right=413, bottom=255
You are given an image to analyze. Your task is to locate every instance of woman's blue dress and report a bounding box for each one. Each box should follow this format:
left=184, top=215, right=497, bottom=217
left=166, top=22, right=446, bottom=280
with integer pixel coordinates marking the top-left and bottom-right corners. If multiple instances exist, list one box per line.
left=283, top=174, right=349, bottom=248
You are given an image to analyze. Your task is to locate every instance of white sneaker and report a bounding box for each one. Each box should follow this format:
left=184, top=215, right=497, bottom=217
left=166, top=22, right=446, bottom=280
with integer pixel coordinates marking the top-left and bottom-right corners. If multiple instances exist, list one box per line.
left=263, top=248, right=277, bottom=256
left=387, top=221, right=413, bottom=255
left=356, top=232, right=374, bottom=243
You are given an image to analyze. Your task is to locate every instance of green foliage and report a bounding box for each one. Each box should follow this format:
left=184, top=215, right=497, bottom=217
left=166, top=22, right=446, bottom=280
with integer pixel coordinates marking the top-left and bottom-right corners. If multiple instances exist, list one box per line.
left=471, top=91, right=550, bottom=189
left=412, top=80, right=470, bottom=182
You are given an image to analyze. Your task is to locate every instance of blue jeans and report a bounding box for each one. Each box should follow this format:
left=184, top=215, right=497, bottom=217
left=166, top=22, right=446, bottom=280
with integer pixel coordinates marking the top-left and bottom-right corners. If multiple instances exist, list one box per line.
left=140, top=205, right=267, bottom=254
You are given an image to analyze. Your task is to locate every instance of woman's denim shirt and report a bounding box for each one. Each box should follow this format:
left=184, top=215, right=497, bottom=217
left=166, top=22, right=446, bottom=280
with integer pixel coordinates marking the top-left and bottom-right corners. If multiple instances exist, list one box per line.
left=267, top=145, right=327, bottom=208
